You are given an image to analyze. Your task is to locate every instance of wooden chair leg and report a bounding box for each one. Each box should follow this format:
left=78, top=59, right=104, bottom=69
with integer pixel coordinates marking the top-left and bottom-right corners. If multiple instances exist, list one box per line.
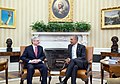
left=48, top=76, right=51, bottom=84
left=20, top=79, right=24, bottom=84
left=40, top=76, right=42, bottom=81
left=90, top=74, right=92, bottom=84
left=5, top=68, right=8, bottom=84
left=85, top=79, right=88, bottom=84
left=59, top=76, right=62, bottom=82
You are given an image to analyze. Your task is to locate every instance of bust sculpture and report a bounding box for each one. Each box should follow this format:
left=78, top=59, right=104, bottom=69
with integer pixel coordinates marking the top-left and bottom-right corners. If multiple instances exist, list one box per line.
left=111, top=36, right=119, bottom=53
left=6, top=38, right=13, bottom=52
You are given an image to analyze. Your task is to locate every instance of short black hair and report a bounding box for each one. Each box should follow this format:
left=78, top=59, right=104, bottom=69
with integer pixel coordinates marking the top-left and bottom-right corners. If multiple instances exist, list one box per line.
left=73, top=35, right=78, bottom=41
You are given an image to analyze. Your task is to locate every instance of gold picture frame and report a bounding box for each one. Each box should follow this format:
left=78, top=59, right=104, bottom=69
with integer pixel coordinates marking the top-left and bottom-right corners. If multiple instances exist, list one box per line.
left=49, top=0, right=73, bottom=22
left=0, top=7, right=16, bottom=28
left=101, top=6, right=120, bottom=29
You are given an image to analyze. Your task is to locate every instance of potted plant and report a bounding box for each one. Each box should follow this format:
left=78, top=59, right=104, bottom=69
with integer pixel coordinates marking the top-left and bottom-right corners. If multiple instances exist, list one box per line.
left=47, top=22, right=62, bottom=32
left=30, top=21, right=91, bottom=32
left=30, top=21, right=46, bottom=32
left=61, top=22, right=74, bottom=32
left=75, top=22, right=91, bottom=32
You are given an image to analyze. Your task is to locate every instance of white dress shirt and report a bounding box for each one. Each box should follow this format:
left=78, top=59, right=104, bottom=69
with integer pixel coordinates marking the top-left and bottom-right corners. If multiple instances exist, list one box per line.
left=72, top=43, right=78, bottom=59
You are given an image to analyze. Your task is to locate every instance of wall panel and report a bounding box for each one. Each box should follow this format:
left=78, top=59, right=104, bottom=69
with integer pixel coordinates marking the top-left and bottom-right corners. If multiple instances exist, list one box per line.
left=0, top=0, right=120, bottom=48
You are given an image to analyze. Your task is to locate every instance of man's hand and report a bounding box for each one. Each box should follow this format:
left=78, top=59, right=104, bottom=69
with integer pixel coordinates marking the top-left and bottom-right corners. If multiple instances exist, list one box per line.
left=65, top=58, right=70, bottom=64
left=29, top=59, right=41, bottom=63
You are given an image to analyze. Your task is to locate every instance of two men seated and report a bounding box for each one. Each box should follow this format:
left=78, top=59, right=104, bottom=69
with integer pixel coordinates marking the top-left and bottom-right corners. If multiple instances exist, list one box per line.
left=20, top=35, right=88, bottom=84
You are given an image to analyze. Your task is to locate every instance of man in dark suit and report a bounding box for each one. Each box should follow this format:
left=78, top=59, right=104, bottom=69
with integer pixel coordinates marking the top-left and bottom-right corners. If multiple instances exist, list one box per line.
left=57, top=35, right=88, bottom=84
left=20, top=36, right=47, bottom=84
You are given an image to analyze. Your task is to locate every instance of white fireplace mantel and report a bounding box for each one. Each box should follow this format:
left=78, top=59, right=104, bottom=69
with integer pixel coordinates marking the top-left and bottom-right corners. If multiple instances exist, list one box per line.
left=32, top=32, right=90, bottom=49
left=32, top=32, right=90, bottom=35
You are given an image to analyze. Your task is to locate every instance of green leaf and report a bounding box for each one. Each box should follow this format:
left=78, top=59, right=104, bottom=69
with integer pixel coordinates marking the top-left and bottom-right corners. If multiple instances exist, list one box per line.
left=30, top=21, right=91, bottom=32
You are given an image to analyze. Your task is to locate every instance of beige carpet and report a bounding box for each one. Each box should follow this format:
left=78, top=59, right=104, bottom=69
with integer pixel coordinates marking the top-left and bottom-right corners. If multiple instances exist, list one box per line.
left=0, top=71, right=109, bottom=81
left=0, top=76, right=106, bottom=84
left=0, top=71, right=108, bottom=84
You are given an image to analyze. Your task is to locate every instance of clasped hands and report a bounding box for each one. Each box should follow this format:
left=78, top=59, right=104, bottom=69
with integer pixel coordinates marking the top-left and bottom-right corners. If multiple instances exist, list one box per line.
left=29, top=59, right=41, bottom=63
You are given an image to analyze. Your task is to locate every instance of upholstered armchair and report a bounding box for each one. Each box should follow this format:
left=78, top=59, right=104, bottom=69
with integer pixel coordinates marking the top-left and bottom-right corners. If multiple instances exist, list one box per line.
left=19, top=46, right=50, bottom=84
left=59, top=46, right=94, bottom=84
left=0, top=58, right=8, bottom=84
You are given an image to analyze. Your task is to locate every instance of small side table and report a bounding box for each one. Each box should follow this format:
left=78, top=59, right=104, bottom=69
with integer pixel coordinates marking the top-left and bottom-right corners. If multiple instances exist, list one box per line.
left=100, top=52, right=120, bottom=84
left=0, top=58, right=8, bottom=84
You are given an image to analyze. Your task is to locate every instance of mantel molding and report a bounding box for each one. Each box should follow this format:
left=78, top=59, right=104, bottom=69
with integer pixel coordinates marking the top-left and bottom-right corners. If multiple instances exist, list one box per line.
left=32, top=32, right=90, bottom=46
left=32, top=32, right=90, bottom=36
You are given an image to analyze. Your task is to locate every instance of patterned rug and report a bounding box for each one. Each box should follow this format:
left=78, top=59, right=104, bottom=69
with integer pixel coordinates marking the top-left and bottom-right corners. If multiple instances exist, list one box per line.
left=0, top=71, right=19, bottom=81
left=0, top=71, right=109, bottom=81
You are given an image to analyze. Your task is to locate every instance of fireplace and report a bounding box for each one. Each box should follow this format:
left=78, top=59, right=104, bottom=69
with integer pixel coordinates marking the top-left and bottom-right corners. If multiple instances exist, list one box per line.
left=32, top=32, right=90, bottom=70
left=44, top=48, right=69, bottom=71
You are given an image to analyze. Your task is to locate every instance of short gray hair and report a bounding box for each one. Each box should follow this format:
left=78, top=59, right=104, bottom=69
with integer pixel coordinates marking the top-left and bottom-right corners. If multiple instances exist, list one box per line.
left=31, top=36, right=39, bottom=43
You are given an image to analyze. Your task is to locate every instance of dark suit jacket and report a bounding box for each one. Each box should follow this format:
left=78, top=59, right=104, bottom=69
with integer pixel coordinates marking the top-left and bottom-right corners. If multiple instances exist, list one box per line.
left=68, top=43, right=86, bottom=59
left=20, top=45, right=45, bottom=64
left=68, top=43, right=88, bottom=69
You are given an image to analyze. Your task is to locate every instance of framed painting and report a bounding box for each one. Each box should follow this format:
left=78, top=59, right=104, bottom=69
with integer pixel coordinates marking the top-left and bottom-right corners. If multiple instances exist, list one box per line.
left=101, top=6, right=120, bottom=29
left=49, top=0, right=73, bottom=22
left=0, top=7, right=16, bottom=28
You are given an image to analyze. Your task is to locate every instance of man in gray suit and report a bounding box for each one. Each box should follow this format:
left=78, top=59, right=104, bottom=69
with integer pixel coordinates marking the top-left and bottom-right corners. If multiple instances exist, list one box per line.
left=57, top=35, right=88, bottom=84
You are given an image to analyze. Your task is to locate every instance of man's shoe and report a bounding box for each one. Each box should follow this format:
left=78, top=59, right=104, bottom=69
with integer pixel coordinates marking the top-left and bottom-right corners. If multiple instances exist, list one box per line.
left=56, top=81, right=67, bottom=84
